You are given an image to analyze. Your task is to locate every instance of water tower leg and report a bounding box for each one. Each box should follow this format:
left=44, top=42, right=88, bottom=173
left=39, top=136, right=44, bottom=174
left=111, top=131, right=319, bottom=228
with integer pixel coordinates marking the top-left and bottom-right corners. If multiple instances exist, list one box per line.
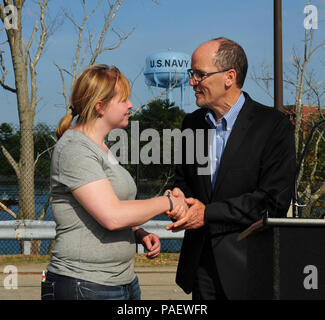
left=167, top=87, right=172, bottom=103
left=181, top=85, right=185, bottom=110
left=167, top=72, right=172, bottom=103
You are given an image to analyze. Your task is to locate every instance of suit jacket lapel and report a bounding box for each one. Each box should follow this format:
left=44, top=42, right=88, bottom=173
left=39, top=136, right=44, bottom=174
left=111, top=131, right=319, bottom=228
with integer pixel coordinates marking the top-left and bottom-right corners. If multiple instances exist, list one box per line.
left=195, top=110, right=213, bottom=201
left=202, top=125, right=213, bottom=201
left=212, top=96, right=255, bottom=196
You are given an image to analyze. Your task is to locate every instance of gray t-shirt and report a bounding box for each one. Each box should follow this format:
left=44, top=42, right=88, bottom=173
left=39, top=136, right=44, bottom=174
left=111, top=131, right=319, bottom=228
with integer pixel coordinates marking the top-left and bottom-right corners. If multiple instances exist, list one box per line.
left=47, top=129, right=137, bottom=286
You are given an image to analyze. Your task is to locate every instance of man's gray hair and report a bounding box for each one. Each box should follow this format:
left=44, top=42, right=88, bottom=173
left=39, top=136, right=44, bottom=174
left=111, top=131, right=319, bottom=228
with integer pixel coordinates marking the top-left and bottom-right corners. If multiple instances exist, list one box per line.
left=211, top=37, right=248, bottom=88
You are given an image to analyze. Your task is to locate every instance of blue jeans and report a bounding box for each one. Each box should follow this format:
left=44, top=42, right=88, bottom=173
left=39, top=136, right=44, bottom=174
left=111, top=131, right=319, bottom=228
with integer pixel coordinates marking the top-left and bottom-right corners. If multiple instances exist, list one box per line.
left=41, top=271, right=141, bottom=300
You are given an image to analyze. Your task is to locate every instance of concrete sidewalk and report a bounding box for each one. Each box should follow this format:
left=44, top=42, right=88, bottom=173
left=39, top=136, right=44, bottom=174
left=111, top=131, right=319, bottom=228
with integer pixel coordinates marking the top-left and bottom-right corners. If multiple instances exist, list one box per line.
left=0, top=262, right=191, bottom=300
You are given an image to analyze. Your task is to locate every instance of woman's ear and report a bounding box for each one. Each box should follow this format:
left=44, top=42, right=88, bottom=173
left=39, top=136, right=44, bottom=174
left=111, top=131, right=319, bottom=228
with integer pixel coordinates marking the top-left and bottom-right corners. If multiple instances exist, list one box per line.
left=94, top=101, right=104, bottom=118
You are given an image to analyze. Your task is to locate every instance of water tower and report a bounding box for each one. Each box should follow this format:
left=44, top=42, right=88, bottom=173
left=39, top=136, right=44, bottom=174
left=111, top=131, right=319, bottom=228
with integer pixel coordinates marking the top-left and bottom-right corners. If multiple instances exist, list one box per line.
left=144, top=50, right=191, bottom=110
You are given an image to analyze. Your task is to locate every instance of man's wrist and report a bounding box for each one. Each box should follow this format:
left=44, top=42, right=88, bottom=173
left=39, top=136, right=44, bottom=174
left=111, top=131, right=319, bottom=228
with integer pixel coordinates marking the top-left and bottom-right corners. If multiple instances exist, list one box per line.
left=204, top=207, right=208, bottom=225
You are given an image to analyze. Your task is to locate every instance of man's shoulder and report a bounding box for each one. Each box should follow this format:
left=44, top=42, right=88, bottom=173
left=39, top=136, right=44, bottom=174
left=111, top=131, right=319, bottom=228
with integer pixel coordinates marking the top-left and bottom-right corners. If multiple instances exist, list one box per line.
left=244, top=92, right=289, bottom=122
left=183, top=108, right=208, bottom=124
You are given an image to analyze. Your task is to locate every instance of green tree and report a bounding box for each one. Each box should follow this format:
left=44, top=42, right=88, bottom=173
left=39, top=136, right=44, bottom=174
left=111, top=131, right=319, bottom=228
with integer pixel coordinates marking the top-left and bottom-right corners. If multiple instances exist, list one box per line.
left=132, top=99, right=185, bottom=132
left=34, top=123, right=55, bottom=179
left=0, top=122, right=55, bottom=179
left=127, top=99, right=186, bottom=196
left=0, top=123, right=19, bottom=177
left=296, top=114, right=325, bottom=217
left=251, top=6, right=325, bottom=217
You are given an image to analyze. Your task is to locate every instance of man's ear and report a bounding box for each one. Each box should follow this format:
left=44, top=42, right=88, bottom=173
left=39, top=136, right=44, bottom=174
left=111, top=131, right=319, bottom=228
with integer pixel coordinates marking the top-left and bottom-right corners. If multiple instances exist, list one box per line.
left=225, top=69, right=237, bottom=88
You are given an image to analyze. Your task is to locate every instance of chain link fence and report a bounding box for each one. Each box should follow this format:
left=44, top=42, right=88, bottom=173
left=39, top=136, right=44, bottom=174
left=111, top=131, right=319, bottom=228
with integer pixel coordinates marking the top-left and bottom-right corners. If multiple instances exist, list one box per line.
left=0, top=123, right=182, bottom=255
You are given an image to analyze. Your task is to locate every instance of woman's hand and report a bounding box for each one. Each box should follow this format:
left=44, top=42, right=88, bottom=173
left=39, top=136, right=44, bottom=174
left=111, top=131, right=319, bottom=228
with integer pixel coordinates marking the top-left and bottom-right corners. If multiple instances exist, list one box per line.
left=164, top=188, right=188, bottom=221
left=134, top=228, right=161, bottom=259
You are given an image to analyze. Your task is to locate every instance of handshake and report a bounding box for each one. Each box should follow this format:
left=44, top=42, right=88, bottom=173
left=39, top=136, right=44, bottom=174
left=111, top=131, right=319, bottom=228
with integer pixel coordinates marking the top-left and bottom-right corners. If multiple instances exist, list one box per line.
left=163, top=188, right=206, bottom=232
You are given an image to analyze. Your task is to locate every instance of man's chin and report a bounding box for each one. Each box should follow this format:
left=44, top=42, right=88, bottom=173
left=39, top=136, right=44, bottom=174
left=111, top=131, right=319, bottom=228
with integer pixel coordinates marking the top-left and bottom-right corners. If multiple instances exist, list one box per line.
left=195, top=98, right=206, bottom=108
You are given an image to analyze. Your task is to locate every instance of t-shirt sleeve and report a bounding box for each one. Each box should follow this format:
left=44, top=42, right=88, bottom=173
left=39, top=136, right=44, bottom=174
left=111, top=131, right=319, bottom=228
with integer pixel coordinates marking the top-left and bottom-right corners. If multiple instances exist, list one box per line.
left=58, top=145, right=107, bottom=191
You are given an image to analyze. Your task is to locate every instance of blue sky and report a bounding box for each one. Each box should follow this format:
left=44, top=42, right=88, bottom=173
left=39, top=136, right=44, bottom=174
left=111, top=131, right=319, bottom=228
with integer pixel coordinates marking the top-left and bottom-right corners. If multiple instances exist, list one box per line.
left=1, top=0, right=324, bottom=125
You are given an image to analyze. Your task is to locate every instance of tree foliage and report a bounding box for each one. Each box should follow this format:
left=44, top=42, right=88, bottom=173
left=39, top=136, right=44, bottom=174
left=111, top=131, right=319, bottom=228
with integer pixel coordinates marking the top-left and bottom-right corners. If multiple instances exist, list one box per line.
left=124, top=99, right=186, bottom=195
left=0, top=122, right=55, bottom=179
left=251, top=10, right=325, bottom=217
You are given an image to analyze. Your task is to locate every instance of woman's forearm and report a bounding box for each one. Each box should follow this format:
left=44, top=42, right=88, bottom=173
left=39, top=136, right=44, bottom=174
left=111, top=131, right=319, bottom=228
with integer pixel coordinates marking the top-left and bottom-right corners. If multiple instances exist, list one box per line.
left=72, top=179, right=179, bottom=231
left=102, top=197, right=170, bottom=230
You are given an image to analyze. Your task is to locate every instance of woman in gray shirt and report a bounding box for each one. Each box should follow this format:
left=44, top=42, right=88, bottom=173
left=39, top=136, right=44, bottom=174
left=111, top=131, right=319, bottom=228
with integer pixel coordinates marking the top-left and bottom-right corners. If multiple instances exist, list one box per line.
left=42, top=64, right=187, bottom=300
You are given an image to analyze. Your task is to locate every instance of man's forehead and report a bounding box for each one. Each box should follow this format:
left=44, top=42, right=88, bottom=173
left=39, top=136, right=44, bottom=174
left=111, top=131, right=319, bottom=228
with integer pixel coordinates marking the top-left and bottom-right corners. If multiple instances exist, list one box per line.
left=191, top=41, right=220, bottom=65
left=195, top=40, right=220, bottom=54
left=191, top=52, right=216, bottom=70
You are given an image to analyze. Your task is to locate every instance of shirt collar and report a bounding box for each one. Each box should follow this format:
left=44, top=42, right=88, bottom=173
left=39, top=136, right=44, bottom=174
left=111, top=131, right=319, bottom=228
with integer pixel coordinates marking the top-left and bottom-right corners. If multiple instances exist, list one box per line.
left=205, top=92, right=245, bottom=130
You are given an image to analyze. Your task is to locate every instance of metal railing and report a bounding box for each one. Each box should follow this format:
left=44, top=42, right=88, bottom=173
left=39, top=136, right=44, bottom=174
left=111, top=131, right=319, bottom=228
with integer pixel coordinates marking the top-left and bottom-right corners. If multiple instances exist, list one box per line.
left=0, top=220, right=184, bottom=254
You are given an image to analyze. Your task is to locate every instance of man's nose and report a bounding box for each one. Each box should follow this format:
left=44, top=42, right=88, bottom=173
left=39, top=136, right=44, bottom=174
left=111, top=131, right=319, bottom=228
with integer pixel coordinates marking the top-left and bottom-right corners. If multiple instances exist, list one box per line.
left=189, top=77, right=196, bottom=87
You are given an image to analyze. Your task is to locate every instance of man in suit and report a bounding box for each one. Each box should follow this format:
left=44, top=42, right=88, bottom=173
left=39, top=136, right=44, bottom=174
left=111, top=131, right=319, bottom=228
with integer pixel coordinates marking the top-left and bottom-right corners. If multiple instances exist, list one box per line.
left=166, top=37, right=296, bottom=300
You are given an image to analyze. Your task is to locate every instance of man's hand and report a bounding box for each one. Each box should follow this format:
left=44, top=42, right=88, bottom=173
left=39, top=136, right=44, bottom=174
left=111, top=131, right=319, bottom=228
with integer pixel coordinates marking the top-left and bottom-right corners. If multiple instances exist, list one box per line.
left=165, top=197, right=206, bottom=232
left=171, top=187, right=185, bottom=198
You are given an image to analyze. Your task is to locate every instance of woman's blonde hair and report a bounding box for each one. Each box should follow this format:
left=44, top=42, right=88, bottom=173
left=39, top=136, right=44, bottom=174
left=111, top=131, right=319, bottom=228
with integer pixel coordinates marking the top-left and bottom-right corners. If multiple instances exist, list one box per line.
left=56, top=64, right=130, bottom=139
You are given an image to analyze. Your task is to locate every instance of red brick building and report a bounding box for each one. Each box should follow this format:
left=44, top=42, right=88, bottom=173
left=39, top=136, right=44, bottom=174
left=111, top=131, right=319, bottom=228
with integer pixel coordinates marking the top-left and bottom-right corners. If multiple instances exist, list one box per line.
left=282, top=105, right=325, bottom=131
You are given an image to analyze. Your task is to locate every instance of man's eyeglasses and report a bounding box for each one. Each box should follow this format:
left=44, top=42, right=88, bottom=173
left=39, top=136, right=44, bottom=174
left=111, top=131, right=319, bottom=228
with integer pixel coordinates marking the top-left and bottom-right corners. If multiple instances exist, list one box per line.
left=187, top=68, right=231, bottom=82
